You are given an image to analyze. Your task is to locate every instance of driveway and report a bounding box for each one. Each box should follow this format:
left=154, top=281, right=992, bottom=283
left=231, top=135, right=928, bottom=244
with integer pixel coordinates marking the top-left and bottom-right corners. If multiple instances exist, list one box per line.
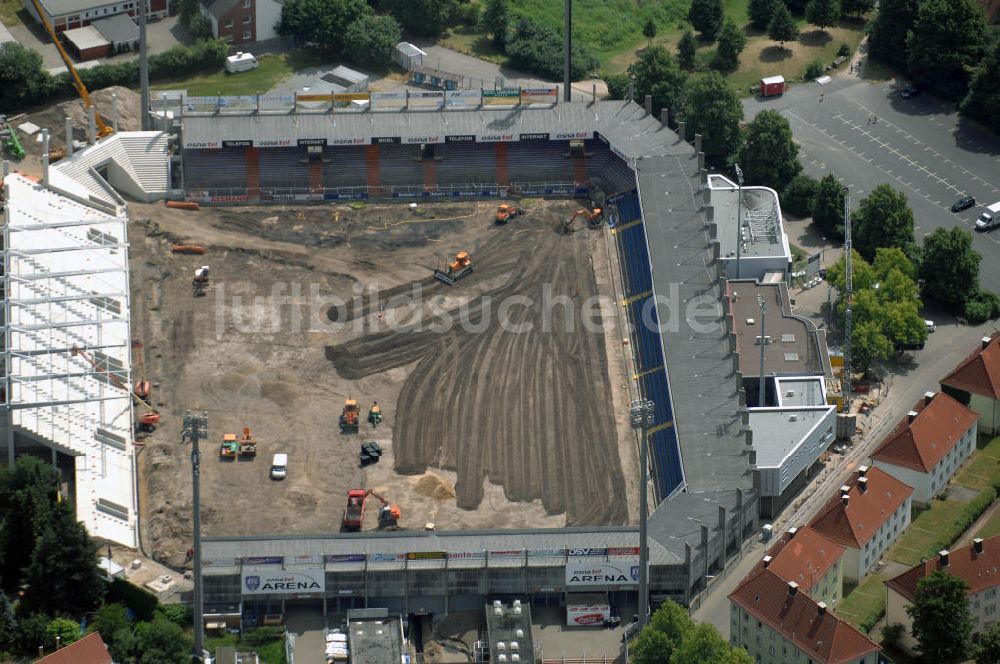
left=9, top=14, right=187, bottom=71
left=286, top=604, right=326, bottom=664
left=743, top=78, right=1000, bottom=292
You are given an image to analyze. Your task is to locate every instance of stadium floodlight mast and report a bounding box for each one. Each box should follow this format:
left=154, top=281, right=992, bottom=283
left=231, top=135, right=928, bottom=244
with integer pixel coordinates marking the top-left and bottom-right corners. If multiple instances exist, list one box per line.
left=758, top=294, right=767, bottom=407
left=183, top=410, right=209, bottom=663
left=734, top=164, right=744, bottom=280
left=629, top=398, right=655, bottom=627
left=563, top=0, right=572, bottom=102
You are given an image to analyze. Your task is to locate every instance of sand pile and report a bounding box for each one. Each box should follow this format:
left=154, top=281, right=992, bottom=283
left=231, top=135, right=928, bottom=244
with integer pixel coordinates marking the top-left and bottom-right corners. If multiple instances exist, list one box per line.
left=62, top=86, right=142, bottom=131
left=415, top=473, right=457, bottom=500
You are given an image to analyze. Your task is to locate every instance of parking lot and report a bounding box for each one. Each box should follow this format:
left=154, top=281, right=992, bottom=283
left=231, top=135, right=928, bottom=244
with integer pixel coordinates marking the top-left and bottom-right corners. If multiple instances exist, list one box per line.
left=744, top=77, right=1000, bottom=291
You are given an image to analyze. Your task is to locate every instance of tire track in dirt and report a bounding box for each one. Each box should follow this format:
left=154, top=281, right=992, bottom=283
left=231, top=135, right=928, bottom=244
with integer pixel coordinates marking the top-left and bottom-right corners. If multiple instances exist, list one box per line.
left=326, top=217, right=627, bottom=526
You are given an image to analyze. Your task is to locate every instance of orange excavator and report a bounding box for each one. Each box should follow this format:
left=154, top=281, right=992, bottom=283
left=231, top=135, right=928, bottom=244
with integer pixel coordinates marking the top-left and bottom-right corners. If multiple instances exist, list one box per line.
left=495, top=203, right=523, bottom=224
left=70, top=345, right=160, bottom=429
left=434, top=251, right=473, bottom=285
left=564, top=207, right=603, bottom=233
left=132, top=340, right=150, bottom=401
left=366, top=489, right=401, bottom=529
left=340, top=398, right=360, bottom=433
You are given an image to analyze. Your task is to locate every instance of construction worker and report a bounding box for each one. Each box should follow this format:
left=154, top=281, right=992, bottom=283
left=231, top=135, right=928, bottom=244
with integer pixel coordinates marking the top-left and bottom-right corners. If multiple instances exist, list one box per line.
left=368, top=402, right=382, bottom=428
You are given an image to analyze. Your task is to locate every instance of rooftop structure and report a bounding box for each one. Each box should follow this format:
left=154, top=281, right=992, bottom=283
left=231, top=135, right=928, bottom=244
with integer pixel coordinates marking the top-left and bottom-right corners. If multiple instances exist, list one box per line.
left=92, top=13, right=138, bottom=45
left=347, top=609, right=404, bottom=664
left=729, top=280, right=830, bottom=382
left=486, top=600, right=533, bottom=664
left=810, top=466, right=912, bottom=550
left=708, top=174, right=791, bottom=280
left=35, top=631, right=112, bottom=664
left=871, top=391, right=978, bottom=474
left=1, top=172, right=137, bottom=547
left=23, top=0, right=167, bottom=31
left=749, top=401, right=836, bottom=499
left=729, top=567, right=880, bottom=664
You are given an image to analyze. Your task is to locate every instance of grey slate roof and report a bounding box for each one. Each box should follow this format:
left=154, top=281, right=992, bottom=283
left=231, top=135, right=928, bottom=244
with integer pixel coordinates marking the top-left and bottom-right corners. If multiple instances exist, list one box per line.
left=202, top=0, right=233, bottom=20
left=92, top=13, right=137, bottom=44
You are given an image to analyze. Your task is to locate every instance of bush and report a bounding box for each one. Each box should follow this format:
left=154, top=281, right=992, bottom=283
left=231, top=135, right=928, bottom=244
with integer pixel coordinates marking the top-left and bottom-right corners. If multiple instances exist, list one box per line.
left=838, top=43, right=850, bottom=57
left=453, top=1, right=479, bottom=26
left=189, top=12, right=213, bottom=39
left=605, top=73, right=630, bottom=100
left=155, top=604, right=192, bottom=628
left=881, top=622, right=905, bottom=647
left=506, top=18, right=598, bottom=80
left=781, top=174, right=819, bottom=217
left=242, top=626, right=285, bottom=647
left=964, top=290, right=1000, bottom=325
left=107, top=578, right=158, bottom=622
left=804, top=59, right=825, bottom=79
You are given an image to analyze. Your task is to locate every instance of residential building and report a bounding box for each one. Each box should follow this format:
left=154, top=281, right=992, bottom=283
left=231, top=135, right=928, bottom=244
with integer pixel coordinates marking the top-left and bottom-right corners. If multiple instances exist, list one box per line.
left=765, top=525, right=846, bottom=607
left=870, top=390, right=978, bottom=505
left=810, top=466, right=913, bottom=582
left=941, top=334, right=1000, bottom=435
left=22, top=0, right=165, bottom=34
left=36, top=632, right=112, bottom=664
left=729, top=567, right=881, bottom=664
left=885, top=535, right=1000, bottom=656
left=201, top=0, right=281, bottom=45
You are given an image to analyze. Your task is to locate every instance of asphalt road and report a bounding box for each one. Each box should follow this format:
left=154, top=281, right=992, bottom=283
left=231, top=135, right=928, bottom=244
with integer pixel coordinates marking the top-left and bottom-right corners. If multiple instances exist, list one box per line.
left=694, top=317, right=1000, bottom=636
left=743, top=77, right=1000, bottom=292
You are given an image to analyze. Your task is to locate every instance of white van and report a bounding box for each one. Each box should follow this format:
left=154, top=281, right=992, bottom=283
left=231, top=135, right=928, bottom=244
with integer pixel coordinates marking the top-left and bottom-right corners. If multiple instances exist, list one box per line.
left=976, top=202, right=1000, bottom=232
left=225, top=52, right=258, bottom=74
left=270, top=453, right=288, bottom=480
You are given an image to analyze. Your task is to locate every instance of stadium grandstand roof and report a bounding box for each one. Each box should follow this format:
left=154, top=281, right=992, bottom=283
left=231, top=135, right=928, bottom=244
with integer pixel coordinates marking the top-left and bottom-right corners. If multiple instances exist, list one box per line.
left=2, top=172, right=138, bottom=547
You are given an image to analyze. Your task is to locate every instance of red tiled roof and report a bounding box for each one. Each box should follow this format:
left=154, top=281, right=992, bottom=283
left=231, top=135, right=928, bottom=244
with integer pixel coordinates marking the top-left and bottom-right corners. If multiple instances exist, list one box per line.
left=35, top=632, right=112, bottom=664
left=870, top=392, right=978, bottom=473
left=766, top=526, right=846, bottom=593
left=885, top=533, right=1000, bottom=601
left=941, top=333, right=1000, bottom=399
left=809, top=466, right=913, bottom=549
left=729, top=568, right=881, bottom=664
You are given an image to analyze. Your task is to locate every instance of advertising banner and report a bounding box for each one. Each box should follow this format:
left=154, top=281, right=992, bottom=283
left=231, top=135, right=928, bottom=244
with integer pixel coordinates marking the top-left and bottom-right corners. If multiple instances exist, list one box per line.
left=370, top=553, right=405, bottom=562
left=255, top=138, right=293, bottom=148
left=297, top=138, right=327, bottom=147
left=371, top=91, right=407, bottom=110
left=566, top=602, right=611, bottom=626
left=445, top=90, right=482, bottom=108
left=409, top=90, right=445, bottom=109
left=222, top=140, right=252, bottom=148
left=372, top=136, right=402, bottom=144
left=482, top=88, right=521, bottom=105
left=477, top=133, right=518, bottom=143
left=334, top=93, right=371, bottom=103
left=447, top=551, right=486, bottom=560
left=259, top=94, right=295, bottom=111
left=567, top=548, right=607, bottom=557
left=565, top=560, right=640, bottom=587
left=488, top=550, right=524, bottom=559
left=527, top=548, right=565, bottom=558
left=519, top=133, right=550, bottom=141
left=402, top=135, right=441, bottom=145
left=325, top=554, right=366, bottom=563
left=553, top=131, right=594, bottom=140
left=296, top=93, right=333, bottom=103
left=185, top=96, right=221, bottom=113
left=445, top=135, right=476, bottom=143
left=243, top=556, right=283, bottom=565
left=241, top=568, right=325, bottom=595
left=608, top=547, right=641, bottom=557
left=406, top=551, right=447, bottom=561
left=184, top=140, right=220, bottom=149
left=520, top=87, right=558, bottom=105
left=289, top=554, right=324, bottom=565
left=218, top=95, right=257, bottom=111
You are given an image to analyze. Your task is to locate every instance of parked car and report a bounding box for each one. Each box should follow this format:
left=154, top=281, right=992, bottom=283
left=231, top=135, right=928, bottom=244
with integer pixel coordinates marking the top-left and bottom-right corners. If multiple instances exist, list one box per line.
left=951, top=196, right=976, bottom=212
left=900, top=83, right=921, bottom=99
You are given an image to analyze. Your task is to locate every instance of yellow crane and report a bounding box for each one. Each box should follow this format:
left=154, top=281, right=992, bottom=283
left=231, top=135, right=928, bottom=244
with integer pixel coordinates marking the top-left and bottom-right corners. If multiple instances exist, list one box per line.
left=28, top=0, right=114, bottom=139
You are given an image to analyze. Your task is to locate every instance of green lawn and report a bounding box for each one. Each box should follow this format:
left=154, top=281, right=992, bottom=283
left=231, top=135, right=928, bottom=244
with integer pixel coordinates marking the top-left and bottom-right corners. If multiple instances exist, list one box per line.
left=974, top=505, right=1000, bottom=539
left=836, top=573, right=887, bottom=632
left=953, top=436, right=1000, bottom=493
left=150, top=50, right=335, bottom=97
left=204, top=629, right=286, bottom=664
left=887, top=497, right=970, bottom=567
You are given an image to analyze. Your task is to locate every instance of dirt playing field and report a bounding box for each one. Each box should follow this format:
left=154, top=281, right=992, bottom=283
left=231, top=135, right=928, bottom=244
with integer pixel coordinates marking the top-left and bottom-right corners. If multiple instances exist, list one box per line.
left=127, top=199, right=638, bottom=566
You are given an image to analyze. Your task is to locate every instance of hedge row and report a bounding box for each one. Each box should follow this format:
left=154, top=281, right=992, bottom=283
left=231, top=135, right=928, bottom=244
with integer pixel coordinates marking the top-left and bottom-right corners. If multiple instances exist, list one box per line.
left=107, top=577, right=158, bottom=621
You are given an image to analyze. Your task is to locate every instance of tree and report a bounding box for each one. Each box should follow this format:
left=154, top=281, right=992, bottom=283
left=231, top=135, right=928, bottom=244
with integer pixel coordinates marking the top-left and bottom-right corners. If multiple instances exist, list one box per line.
left=906, top=0, right=987, bottom=102
left=14, top=613, right=50, bottom=655
left=132, top=615, right=191, bottom=664
left=630, top=628, right=673, bottom=664
left=868, top=0, right=917, bottom=70
left=626, top=46, right=689, bottom=124
left=782, top=174, right=818, bottom=217
left=851, top=318, right=896, bottom=369
left=177, top=0, right=198, bottom=27
left=0, top=592, right=15, bottom=652
left=647, top=600, right=694, bottom=652
left=678, top=31, right=697, bottom=70
left=713, top=20, right=747, bottom=71
left=344, top=14, right=400, bottom=68
left=481, top=0, right=510, bottom=49
left=91, top=603, right=132, bottom=652
left=673, top=623, right=753, bottom=664
left=688, top=0, right=725, bottom=41
left=976, top=622, right=1000, bottom=664
left=767, top=4, right=799, bottom=48
left=381, top=0, right=457, bottom=37
left=738, top=110, right=801, bottom=190
left=907, top=570, right=973, bottom=663
left=920, top=226, right=981, bottom=309
left=0, top=43, right=53, bottom=113
left=22, top=503, right=105, bottom=617
left=156, top=604, right=192, bottom=628
left=683, top=72, right=743, bottom=165
left=840, top=0, right=874, bottom=18
left=643, top=18, right=657, bottom=48
left=965, top=290, right=1000, bottom=324
left=506, top=19, right=599, bottom=80
left=852, top=184, right=915, bottom=261
left=811, top=174, right=845, bottom=237
left=46, top=617, right=80, bottom=648
left=961, top=40, right=1000, bottom=134
left=188, top=12, right=213, bottom=39
left=749, top=0, right=777, bottom=30
left=0, top=456, right=59, bottom=595
left=806, top=0, right=841, bottom=31
left=278, top=0, right=370, bottom=50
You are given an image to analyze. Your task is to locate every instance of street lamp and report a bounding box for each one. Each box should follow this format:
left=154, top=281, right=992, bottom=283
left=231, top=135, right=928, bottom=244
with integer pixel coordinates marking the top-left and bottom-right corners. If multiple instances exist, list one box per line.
left=183, top=410, right=209, bottom=663
left=629, top=398, right=655, bottom=627
left=734, top=164, right=744, bottom=280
